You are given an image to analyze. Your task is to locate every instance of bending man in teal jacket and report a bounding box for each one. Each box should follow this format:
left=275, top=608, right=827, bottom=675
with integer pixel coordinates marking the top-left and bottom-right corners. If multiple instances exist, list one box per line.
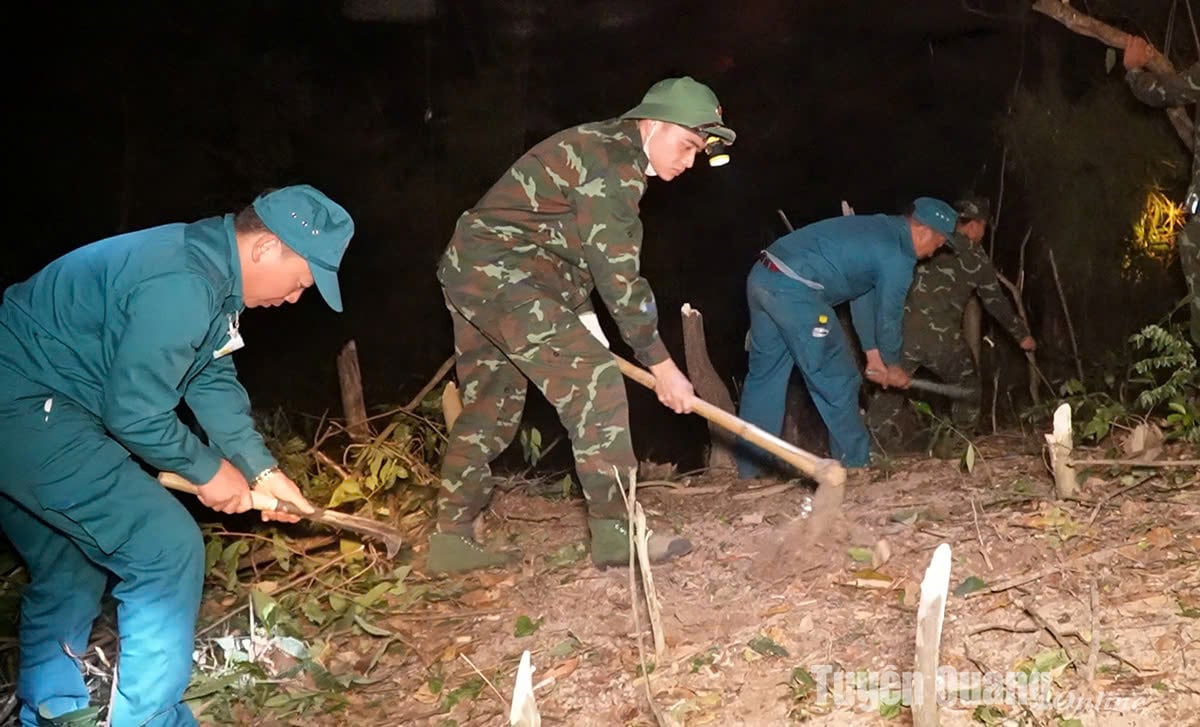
left=0, top=185, right=353, bottom=726
left=736, top=198, right=957, bottom=474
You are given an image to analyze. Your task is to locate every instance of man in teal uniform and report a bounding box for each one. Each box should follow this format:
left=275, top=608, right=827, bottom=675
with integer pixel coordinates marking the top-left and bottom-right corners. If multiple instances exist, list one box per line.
left=432, top=76, right=735, bottom=572
left=735, top=198, right=958, bottom=476
left=0, top=184, right=352, bottom=725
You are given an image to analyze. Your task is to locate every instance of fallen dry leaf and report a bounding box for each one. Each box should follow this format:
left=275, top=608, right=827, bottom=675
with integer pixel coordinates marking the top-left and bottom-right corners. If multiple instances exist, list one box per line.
left=412, top=681, right=440, bottom=704
left=1122, top=422, right=1164, bottom=461
left=1153, top=634, right=1179, bottom=655
left=872, top=539, right=892, bottom=568
left=1146, top=527, right=1174, bottom=548
left=761, top=603, right=791, bottom=617
left=545, top=656, right=579, bottom=681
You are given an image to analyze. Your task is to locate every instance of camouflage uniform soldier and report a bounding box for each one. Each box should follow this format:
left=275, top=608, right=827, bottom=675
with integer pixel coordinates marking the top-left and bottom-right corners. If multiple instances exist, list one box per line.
left=1124, top=36, right=1200, bottom=346
left=430, top=77, right=736, bottom=573
left=868, top=197, right=1036, bottom=450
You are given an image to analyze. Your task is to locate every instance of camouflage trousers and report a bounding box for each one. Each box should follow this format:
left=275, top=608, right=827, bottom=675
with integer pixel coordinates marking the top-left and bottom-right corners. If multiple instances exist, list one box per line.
left=1182, top=217, right=1200, bottom=346
left=437, top=289, right=633, bottom=534
left=867, top=328, right=980, bottom=450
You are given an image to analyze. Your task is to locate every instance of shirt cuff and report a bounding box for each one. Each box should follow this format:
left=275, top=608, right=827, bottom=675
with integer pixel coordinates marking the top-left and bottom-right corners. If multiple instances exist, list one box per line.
left=634, top=337, right=670, bottom=368
left=177, top=447, right=224, bottom=485
left=230, top=446, right=279, bottom=482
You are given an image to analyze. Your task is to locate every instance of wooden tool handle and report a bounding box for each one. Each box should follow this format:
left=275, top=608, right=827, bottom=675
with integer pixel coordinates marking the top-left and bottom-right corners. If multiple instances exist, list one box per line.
left=158, top=471, right=304, bottom=514
left=615, top=356, right=844, bottom=486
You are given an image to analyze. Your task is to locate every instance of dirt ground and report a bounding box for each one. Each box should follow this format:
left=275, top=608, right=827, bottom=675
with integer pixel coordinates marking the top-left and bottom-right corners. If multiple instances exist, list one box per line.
left=293, top=435, right=1200, bottom=727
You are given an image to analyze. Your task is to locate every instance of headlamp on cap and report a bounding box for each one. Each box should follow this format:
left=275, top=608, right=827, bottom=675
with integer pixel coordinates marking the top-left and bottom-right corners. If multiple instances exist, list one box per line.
left=705, top=135, right=730, bottom=167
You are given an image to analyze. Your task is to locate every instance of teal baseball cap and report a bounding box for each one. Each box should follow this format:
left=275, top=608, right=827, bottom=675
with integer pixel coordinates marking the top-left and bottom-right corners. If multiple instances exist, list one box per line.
left=620, top=76, right=736, bottom=144
left=911, top=196, right=959, bottom=250
left=253, top=184, right=355, bottom=312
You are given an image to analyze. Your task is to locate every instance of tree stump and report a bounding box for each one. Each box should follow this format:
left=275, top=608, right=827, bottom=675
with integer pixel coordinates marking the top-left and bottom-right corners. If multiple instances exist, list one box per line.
left=680, top=304, right=737, bottom=470
left=337, top=340, right=369, bottom=441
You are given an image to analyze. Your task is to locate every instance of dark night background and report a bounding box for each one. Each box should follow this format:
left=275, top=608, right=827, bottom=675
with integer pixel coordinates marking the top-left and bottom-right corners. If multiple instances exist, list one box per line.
left=6, top=0, right=1193, bottom=470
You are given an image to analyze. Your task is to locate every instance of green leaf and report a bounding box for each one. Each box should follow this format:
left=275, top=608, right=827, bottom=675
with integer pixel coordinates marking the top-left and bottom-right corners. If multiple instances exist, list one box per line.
left=204, top=537, right=223, bottom=573
left=549, top=637, right=580, bottom=659
left=546, top=542, right=586, bottom=568
left=328, top=593, right=350, bottom=613
left=972, top=704, right=1008, bottom=725
left=790, top=667, right=817, bottom=694
left=1178, top=599, right=1200, bottom=618
left=514, top=614, right=543, bottom=637
left=220, top=540, right=250, bottom=591
left=689, top=646, right=719, bottom=673
left=879, top=693, right=903, bottom=718
left=1017, top=648, right=1070, bottom=676
left=250, top=589, right=280, bottom=629
left=963, top=444, right=976, bottom=473
left=183, top=672, right=240, bottom=701
left=328, top=477, right=364, bottom=508
left=848, top=547, right=874, bottom=563
left=747, top=635, right=789, bottom=657
left=891, top=510, right=921, bottom=525
left=953, top=576, right=988, bottom=597
left=353, top=613, right=393, bottom=637
left=355, top=581, right=393, bottom=609
left=301, top=597, right=328, bottom=625
left=441, top=677, right=484, bottom=709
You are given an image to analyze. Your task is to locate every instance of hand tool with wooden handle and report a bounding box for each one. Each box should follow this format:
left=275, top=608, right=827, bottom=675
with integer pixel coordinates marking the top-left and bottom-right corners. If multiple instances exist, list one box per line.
left=158, top=471, right=403, bottom=558
left=614, top=356, right=845, bottom=488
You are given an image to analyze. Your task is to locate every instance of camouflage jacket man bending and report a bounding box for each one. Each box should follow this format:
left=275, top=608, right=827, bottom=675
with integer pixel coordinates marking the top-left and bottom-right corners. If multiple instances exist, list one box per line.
left=431, top=77, right=736, bottom=573
left=868, top=197, right=1036, bottom=451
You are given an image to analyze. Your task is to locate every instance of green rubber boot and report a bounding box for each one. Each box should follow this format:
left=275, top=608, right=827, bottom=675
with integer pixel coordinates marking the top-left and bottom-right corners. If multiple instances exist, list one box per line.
left=588, top=518, right=693, bottom=568
left=38, top=706, right=100, bottom=727
left=427, top=533, right=520, bottom=575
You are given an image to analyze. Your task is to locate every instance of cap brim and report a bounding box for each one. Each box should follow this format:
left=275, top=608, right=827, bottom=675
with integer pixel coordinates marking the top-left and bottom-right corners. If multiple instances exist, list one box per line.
left=942, top=232, right=963, bottom=252
left=704, top=124, right=736, bottom=144
left=311, top=264, right=343, bottom=312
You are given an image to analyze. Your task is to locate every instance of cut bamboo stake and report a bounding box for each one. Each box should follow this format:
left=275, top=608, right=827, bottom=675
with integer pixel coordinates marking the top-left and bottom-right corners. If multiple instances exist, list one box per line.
left=157, top=472, right=403, bottom=557
left=615, top=355, right=845, bottom=489
left=1045, top=403, right=1078, bottom=498
left=509, top=650, right=540, bottom=727
left=914, top=542, right=952, bottom=727
left=337, top=340, right=370, bottom=441
left=681, top=303, right=738, bottom=470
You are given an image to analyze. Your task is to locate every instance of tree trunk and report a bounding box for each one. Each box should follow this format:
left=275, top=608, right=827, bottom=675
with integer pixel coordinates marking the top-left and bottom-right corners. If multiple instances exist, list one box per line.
left=1032, top=0, right=1194, bottom=151
left=337, top=340, right=370, bottom=441
left=680, top=304, right=737, bottom=470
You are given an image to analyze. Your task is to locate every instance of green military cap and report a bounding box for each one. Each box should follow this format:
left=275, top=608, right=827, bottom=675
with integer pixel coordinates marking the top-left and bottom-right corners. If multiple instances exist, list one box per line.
left=621, top=76, right=736, bottom=145
left=253, top=184, right=355, bottom=312
left=954, top=196, right=992, bottom=223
